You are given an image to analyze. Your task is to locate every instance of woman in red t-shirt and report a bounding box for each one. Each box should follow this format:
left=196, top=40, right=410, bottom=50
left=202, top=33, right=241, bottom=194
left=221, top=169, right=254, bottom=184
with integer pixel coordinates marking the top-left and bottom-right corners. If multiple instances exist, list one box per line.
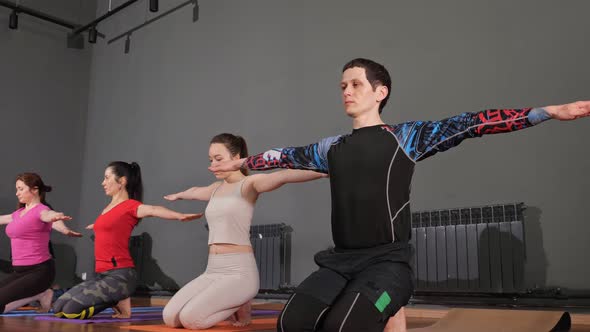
left=52, top=161, right=201, bottom=320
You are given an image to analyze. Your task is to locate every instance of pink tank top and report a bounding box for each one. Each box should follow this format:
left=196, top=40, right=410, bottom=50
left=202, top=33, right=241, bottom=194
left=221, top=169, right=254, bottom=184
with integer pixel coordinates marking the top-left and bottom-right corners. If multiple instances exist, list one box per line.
left=6, top=204, right=52, bottom=266
left=205, top=178, right=253, bottom=246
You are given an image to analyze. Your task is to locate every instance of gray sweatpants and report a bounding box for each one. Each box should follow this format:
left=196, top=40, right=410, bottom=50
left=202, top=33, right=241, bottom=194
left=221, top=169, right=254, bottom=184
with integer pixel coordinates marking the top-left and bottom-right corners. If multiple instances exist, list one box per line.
left=163, top=252, right=259, bottom=329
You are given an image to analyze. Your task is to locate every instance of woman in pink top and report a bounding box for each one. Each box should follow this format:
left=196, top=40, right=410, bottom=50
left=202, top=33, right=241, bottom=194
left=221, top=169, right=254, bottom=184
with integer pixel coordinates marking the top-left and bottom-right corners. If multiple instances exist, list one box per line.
left=0, top=173, right=79, bottom=313
left=162, top=133, right=325, bottom=329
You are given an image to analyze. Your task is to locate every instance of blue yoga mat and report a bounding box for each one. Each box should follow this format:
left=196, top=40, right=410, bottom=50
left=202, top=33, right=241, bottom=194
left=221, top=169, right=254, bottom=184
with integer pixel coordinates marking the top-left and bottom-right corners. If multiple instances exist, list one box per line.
left=33, top=309, right=280, bottom=325
left=36, top=312, right=163, bottom=324
left=0, top=306, right=164, bottom=317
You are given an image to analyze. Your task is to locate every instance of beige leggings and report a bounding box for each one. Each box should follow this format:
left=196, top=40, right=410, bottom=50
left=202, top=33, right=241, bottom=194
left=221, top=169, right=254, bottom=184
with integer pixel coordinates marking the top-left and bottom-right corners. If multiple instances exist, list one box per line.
left=163, top=252, right=259, bottom=330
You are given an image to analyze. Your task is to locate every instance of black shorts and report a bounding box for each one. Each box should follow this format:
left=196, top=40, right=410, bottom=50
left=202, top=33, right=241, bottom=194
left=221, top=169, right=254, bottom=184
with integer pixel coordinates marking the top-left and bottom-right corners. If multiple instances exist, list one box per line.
left=296, top=242, right=414, bottom=320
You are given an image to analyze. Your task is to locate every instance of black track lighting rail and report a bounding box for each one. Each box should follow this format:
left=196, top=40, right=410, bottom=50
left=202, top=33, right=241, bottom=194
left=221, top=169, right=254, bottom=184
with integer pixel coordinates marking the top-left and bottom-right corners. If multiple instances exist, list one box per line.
left=0, top=0, right=77, bottom=30
left=2, top=0, right=162, bottom=48
left=71, top=0, right=141, bottom=37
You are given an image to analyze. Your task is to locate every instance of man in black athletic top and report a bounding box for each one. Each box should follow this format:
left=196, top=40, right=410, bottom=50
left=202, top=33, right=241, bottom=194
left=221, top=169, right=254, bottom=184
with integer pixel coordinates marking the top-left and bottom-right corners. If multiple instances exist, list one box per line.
left=209, top=58, right=590, bottom=332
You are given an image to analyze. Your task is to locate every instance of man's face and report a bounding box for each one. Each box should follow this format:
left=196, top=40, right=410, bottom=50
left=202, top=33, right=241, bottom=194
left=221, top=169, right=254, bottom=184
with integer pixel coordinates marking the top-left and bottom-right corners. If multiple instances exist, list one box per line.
left=340, top=67, right=386, bottom=118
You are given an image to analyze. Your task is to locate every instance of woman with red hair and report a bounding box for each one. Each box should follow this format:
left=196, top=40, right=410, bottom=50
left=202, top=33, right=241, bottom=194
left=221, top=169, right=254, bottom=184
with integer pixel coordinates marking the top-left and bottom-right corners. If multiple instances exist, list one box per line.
left=0, top=172, right=78, bottom=313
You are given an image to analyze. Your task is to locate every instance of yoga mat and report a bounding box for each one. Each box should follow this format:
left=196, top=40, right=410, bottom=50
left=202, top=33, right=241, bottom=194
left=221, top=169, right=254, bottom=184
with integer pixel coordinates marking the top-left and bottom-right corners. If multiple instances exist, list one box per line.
left=0, top=311, right=53, bottom=317
left=106, top=306, right=164, bottom=313
left=122, top=317, right=278, bottom=331
left=409, top=308, right=571, bottom=332
left=16, top=306, right=36, bottom=310
left=30, top=308, right=276, bottom=324
left=252, top=309, right=280, bottom=316
left=252, top=302, right=284, bottom=311
left=0, top=306, right=163, bottom=317
left=35, top=312, right=163, bottom=324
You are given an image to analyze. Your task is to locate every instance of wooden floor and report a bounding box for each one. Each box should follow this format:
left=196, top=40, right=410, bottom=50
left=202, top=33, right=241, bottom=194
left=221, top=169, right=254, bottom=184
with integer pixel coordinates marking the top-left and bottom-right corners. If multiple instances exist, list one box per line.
left=0, top=316, right=430, bottom=332
left=1, top=298, right=589, bottom=331
left=3, top=316, right=590, bottom=332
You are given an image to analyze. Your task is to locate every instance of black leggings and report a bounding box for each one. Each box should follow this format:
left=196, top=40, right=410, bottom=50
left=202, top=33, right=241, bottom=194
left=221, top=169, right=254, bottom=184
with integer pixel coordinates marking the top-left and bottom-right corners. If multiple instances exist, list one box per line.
left=52, top=268, right=137, bottom=319
left=278, top=244, right=414, bottom=332
left=0, top=259, right=55, bottom=312
left=278, top=292, right=386, bottom=332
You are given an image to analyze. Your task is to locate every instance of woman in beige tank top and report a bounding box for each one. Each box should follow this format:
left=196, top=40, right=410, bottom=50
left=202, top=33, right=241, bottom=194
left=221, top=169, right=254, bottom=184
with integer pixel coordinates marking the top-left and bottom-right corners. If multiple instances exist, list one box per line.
left=162, top=133, right=325, bottom=330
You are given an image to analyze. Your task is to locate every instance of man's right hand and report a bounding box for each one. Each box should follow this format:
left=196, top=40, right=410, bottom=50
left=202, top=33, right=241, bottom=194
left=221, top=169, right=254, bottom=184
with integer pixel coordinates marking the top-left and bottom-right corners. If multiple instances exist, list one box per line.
left=208, top=158, right=246, bottom=173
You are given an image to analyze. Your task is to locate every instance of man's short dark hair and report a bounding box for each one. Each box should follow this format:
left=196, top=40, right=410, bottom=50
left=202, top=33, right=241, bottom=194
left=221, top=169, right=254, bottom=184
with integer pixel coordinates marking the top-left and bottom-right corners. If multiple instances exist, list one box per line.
left=342, top=58, right=391, bottom=114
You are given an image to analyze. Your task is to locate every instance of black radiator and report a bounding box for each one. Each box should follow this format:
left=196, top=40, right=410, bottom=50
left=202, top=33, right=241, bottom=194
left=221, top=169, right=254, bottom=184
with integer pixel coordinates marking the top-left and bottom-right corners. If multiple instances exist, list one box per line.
left=409, top=203, right=526, bottom=294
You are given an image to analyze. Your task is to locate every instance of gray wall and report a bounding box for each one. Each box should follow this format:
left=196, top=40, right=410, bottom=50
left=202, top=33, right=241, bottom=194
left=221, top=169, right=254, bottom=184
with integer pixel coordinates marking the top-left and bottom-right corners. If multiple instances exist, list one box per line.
left=0, top=0, right=96, bottom=286
left=75, top=0, right=588, bottom=290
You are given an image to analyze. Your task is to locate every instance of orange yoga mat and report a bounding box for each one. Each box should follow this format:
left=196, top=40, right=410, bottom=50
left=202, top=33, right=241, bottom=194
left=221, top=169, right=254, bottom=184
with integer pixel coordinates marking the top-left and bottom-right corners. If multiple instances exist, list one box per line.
left=409, top=308, right=571, bottom=332
left=252, top=303, right=284, bottom=311
left=16, top=306, right=37, bottom=310
left=122, top=317, right=277, bottom=332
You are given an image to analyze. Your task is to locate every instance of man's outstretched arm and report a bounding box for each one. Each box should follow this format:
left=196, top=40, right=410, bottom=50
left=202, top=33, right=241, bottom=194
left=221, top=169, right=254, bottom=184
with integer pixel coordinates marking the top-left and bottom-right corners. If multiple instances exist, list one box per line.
left=389, top=100, right=590, bottom=161
left=209, top=135, right=342, bottom=173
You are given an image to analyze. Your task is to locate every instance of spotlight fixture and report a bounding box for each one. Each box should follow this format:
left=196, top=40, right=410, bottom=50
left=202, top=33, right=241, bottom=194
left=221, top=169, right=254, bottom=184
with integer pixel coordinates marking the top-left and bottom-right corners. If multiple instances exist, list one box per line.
left=149, top=0, right=158, bottom=13
left=124, top=34, right=131, bottom=54
left=88, top=26, right=97, bottom=44
left=192, top=0, right=199, bottom=22
left=9, top=9, right=18, bottom=30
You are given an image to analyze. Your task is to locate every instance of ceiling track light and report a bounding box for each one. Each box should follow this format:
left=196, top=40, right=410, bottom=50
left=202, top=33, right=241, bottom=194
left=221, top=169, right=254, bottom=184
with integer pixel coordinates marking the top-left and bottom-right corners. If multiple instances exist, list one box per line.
left=88, top=26, right=98, bottom=43
left=149, top=0, right=158, bottom=13
left=124, top=34, right=131, bottom=54
left=9, top=9, right=18, bottom=30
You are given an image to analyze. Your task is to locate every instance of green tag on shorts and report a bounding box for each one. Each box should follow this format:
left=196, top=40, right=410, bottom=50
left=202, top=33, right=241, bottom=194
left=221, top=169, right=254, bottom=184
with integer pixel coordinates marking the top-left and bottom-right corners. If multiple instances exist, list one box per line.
left=375, top=291, right=391, bottom=313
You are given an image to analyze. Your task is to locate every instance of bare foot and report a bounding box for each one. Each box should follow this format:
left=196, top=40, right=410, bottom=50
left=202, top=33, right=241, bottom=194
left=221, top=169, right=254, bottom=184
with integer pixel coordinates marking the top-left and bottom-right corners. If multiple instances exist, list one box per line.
left=111, top=297, right=131, bottom=318
left=226, top=312, right=238, bottom=324
left=232, top=301, right=252, bottom=327
left=37, top=289, right=54, bottom=313
left=112, top=305, right=121, bottom=317
left=384, top=307, right=407, bottom=332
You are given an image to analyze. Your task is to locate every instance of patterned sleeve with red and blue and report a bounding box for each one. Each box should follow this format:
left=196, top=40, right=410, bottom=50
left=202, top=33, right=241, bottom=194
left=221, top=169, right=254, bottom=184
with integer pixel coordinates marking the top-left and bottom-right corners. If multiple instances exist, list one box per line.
left=387, top=107, right=551, bottom=162
left=244, top=135, right=343, bottom=173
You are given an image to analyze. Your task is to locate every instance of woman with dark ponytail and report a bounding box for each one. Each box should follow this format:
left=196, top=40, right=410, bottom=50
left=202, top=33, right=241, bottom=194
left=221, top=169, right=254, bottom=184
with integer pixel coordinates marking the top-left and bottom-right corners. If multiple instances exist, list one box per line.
left=0, top=173, right=77, bottom=313
left=52, top=161, right=202, bottom=320
left=162, top=133, right=325, bottom=329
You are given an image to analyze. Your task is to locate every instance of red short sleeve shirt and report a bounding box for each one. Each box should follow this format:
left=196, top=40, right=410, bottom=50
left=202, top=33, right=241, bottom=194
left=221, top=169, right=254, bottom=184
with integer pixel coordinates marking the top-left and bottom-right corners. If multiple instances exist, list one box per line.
left=93, top=199, right=141, bottom=273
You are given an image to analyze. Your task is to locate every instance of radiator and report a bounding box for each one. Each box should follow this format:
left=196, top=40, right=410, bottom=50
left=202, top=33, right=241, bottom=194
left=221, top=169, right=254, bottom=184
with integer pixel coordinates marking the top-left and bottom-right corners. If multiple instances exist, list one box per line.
left=409, top=203, right=526, bottom=294
left=250, top=223, right=293, bottom=291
